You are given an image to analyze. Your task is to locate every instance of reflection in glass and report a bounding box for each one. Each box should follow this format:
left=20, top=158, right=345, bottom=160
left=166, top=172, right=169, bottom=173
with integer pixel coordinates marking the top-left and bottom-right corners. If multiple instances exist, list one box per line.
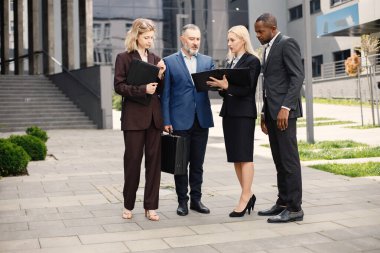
left=93, top=0, right=248, bottom=67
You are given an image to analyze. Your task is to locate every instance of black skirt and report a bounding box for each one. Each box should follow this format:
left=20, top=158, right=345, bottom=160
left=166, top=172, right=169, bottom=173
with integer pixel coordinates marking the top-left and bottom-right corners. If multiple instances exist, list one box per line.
left=222, top=117, right=255, bottom=163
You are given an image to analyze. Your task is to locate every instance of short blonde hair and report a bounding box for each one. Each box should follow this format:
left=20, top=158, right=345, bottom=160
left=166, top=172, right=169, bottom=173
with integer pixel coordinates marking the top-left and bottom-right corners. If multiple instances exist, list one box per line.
left=125, top=18, right=156, bottom=52
left=227, top=25, right=258, bottom=60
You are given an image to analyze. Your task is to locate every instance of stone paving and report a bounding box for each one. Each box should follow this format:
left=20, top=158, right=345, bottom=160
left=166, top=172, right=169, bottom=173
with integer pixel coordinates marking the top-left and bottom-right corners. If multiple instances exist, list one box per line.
left=0, top=100, right=380, bottom=252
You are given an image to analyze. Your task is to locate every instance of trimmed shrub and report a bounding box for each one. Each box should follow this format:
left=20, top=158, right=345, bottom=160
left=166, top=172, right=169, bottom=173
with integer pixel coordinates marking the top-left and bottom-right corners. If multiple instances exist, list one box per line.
left=0, top=139, right=30, bottom=176
left=8, top=135, right=47, bottom=161
left=26, top=126, right=48, bottom=142
left=113, top=93, right=122, bottom=111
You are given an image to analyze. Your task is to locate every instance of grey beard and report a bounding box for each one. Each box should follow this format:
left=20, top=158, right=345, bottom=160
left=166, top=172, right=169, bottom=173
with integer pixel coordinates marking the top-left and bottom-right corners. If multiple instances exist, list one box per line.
left=184, top=46, right=198, bottom=56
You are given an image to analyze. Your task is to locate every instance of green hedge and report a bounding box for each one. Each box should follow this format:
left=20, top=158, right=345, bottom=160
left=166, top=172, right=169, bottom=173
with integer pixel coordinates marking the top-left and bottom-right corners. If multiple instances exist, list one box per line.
left=0, top=139, right=30, bottom=176
left=26, top=126, right=48, bottom=142
left=113, top=93, right=122, bottom=111
left=8, top=135, right=47, bottom=161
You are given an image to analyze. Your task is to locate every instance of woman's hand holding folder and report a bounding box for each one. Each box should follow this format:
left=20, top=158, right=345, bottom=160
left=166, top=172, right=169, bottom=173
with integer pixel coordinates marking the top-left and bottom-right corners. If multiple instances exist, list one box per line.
left=206, top=74, right=229, bottom=90
left=146, top=82, right=158, bottom=94
left=157, top=60, right=166, bottom=80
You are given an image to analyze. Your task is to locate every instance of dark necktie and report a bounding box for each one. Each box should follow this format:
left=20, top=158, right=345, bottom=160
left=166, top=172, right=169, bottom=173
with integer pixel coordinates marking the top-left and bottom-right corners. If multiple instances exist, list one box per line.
left=228, top=57, right=235, bottom=68
left=263, top=45, right=269, bottom=66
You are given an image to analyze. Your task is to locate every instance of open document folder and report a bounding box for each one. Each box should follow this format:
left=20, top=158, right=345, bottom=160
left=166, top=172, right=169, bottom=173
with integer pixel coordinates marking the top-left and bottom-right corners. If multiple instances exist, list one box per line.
left=191, top=68, right=250, bottom=92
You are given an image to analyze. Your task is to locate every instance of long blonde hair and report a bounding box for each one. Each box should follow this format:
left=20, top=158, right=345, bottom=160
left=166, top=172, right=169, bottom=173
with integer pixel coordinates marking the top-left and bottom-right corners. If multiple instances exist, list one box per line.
left=227, top=25, right=258, bottom=61
left=125, top=18, right=156, bottom=52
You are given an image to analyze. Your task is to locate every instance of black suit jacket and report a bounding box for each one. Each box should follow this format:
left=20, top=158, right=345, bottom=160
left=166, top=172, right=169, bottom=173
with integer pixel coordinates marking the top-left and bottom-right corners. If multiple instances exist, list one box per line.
left=219, top=53, right=261, bottom=118
left=262, top=33, right=304, bottom=120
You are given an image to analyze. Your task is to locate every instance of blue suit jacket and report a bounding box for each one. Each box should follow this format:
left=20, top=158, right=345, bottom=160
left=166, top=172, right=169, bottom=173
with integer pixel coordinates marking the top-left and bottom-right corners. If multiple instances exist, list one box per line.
left=161, top=51, right=215, bottom=130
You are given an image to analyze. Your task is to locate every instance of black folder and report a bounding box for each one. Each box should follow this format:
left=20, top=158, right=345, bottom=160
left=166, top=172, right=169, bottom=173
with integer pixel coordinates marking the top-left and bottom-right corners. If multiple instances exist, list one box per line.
left=127, top=59, right=160, bottom=85
left=126, top=59, right=160, bottom=105
left=191, top=68, right=251, bottom=92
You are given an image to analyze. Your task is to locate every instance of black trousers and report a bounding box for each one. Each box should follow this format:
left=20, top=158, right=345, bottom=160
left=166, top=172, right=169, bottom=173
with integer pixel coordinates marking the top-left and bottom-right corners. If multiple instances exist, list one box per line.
left=265, top=117, right=302, bottom=212
left=173, top=116, right=209, bottom=204
left=122, top=122, right=161, bottom=210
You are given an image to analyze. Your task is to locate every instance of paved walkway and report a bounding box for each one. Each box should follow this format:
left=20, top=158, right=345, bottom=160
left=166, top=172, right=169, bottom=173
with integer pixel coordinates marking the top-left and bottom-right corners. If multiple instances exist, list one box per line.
left=0, top=100, right=380, bottom=252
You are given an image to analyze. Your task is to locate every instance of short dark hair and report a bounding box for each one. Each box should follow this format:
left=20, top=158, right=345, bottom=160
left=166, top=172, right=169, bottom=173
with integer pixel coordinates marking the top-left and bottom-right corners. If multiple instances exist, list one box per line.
left=256, top=13, right=277, bottom=27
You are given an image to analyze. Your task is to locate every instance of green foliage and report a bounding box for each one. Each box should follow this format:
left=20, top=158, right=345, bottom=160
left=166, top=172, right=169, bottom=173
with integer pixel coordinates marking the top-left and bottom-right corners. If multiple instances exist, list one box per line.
left=297, top=120, right=355, bottom=127
left=0, top=139, right=30, bottom=176
left=8, top=135, right=47, bottom=161
left=26, top=126, right=48, bottom=142
left=113, top=93, right=122, bottom=111
left=298, top=140, right=380, bottom=161
left=297, top=140, right=367, bottom=150
left=262, top=140, right=380, bottom=161
left=311, top=162, right=380, bottom=177
left=346, top=124, right=380, bottom=129
left=305, top=97, right=371, bottom=107
left=297, top=117, right=334, bottom=123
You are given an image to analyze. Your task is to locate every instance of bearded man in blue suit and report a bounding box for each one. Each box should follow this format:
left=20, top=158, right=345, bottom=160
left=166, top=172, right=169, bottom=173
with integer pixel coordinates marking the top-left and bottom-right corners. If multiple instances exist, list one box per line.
left=161, top=24, right=214, bottom=216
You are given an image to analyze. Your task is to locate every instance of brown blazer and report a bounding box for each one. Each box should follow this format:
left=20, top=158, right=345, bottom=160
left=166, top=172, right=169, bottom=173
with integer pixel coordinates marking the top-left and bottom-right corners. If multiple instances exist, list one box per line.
left=114, top=50, right=163, bottom=131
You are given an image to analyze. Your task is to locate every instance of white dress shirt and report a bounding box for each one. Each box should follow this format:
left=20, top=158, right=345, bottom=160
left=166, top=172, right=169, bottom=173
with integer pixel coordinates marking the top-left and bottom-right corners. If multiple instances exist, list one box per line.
left=181, top=50, right=197, bottom=74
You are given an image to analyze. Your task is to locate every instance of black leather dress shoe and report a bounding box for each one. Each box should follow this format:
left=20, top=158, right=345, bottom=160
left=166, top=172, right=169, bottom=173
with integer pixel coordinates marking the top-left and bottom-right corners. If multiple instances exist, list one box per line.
left=257, top=204, right=286, bottom=216
left=190, top=201, right=210, bottom=214
left=177, top=203, right=189, bottom=216
left=267, top=209, right=304, bottom=223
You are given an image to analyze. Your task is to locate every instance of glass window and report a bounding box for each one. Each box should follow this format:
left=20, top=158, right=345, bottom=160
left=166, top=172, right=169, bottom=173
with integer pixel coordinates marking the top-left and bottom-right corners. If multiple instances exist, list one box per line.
left=310, top=0, right=320, bottom=14
left=289, top=5, right=303, bottom=21
left=312, top=55, right=323, bottom=77
left=93, top=0, right=249, bottom=66
left=125, top=22, right=132, bottom=33
left=330, top=0, right=352, bottom=7
left=93, top=23, right=102, bottom=42
left=333, top=49, right=350, bottom=75
left=104, top=23, right=111, bottom=39
left=104, top=49, right=112, bottom=64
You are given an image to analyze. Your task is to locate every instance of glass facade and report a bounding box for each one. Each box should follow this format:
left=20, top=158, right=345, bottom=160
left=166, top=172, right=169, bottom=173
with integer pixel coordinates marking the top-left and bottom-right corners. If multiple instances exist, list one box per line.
left=93, top=0, right=248, bottom=68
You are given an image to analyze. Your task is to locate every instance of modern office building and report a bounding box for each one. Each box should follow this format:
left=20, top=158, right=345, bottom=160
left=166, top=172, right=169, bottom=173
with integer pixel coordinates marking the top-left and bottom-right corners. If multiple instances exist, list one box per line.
left=92, top=0, right=249, bottom=68
left=1, top=0, right=379, bottom=132
left=249, top=0, right=380, bottom=100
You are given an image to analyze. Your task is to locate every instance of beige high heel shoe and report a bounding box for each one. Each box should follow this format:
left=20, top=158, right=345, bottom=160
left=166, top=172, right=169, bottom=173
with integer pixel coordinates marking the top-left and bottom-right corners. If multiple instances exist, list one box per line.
left=145, top=210, right=159, bottom=221
left=122, top=209, right=132, bottom=219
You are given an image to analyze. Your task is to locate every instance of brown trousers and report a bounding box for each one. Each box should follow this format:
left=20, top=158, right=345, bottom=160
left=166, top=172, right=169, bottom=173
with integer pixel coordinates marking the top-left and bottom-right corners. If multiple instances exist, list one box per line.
left=123, top=122, right=161, bottom=210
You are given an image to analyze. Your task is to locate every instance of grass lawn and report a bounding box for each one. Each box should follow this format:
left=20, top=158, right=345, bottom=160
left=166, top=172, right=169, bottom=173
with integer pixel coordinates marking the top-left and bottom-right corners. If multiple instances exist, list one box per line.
left=346, top=124, right=380, bottom=129
left=262, top=140, right=380, bottom=161
left=296, top=117, right=355, bottom=127
left=297, top=120, right=355, bottom=127
left=298, top=140, right=380, bottom=161
left=304, top=97, right=371, bottom=107
left=310, top=162, right=380, bottom=177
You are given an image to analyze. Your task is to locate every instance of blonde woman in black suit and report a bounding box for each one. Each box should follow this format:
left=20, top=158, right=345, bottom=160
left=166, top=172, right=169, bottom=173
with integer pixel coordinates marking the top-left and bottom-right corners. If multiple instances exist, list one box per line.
left=207, top=25, right=261, bottom=217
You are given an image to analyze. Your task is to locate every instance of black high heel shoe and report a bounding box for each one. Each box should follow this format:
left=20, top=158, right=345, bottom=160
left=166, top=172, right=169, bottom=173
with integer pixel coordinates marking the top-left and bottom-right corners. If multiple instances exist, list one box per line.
left=250, top=194, right=256, bottom=211
left=229, top=198, right=253, bottom=217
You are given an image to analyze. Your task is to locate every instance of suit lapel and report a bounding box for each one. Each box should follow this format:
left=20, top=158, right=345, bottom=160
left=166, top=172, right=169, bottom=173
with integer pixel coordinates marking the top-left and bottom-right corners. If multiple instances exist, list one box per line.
left=263, top=33, right=283, bottom=72
left=132, top=50, right=141, bottom=60
left=147, top=51, right=155, bottom=64
left=233, top=53, right=249, bottom=69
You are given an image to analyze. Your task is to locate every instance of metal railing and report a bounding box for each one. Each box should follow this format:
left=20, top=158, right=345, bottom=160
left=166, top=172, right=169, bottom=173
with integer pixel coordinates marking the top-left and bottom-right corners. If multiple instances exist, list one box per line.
left=317, top=53, right=380, bottom=81
left=0, top=51, right=100, bottom=99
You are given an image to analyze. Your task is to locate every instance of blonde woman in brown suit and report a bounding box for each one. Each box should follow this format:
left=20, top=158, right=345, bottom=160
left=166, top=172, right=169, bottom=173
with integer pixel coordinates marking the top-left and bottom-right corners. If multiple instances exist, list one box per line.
left=114, top=18, right=166, bottom=221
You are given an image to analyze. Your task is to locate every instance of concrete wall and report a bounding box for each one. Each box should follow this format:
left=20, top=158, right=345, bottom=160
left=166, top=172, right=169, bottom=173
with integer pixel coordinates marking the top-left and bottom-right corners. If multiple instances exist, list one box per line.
left=49, top=65, right=113, bottom=129
left=313, top=73, right=380, bottom=101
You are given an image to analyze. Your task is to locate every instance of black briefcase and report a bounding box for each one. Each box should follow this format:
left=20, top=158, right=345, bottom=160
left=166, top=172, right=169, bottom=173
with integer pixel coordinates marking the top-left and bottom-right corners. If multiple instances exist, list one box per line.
left=161, top=134, right=189, bottom=175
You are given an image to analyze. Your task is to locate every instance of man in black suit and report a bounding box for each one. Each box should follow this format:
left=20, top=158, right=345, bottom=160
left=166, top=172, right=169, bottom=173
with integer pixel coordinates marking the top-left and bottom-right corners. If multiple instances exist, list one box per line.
left=254, top=13, right=304, bottom=223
